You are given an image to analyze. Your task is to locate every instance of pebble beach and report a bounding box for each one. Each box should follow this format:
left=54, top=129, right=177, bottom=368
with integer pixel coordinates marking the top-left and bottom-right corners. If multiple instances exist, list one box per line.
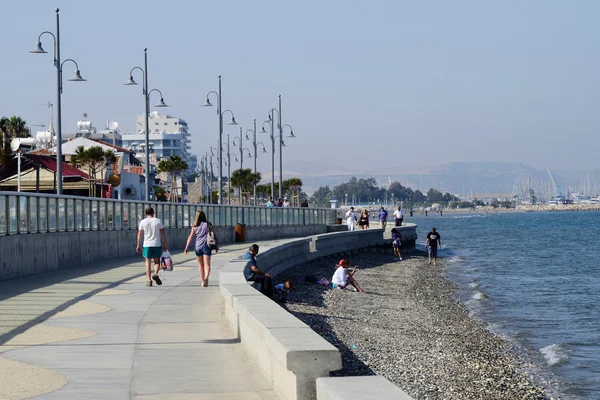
left=277, top=251, right=554, bottom=400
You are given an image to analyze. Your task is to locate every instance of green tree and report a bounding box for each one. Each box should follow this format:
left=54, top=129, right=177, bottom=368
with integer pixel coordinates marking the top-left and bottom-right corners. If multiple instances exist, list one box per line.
left=283, top=177, right=303, bottom=206
left=157, top=156, right=189, bottom=202
left=230, top=168, right=262, bottom=205
left=0, top=116, right=31, bottom=171
left=154, top=186, right=167, bottom=202
left=71, top=146, right=116, bottom=197
left=310, top=186, right=332, bottom=208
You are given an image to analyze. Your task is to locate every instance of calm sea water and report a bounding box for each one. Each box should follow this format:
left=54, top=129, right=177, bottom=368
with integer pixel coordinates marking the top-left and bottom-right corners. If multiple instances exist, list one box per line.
left=409, top=211, right=600, bottom=400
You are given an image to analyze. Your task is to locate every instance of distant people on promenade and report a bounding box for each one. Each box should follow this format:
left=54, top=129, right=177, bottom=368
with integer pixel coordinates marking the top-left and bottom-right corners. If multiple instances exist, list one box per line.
left=283, top=197, right=291, bottom=207
left=358, top=209, right=370, bottom=230
left=378, top=206, right=388, bottom=230
left=331, top=259, right=364, bottom=293
left=276, top=198, right=283, bottom=207
left=425, top=227, right=441, bottom=266
left=266, top=197, right=275, bottom=207
left=136, top=207, right=167, bottom=287
left=393, top=206, right=404, bottom=226
left=391, top=227, right=403, bottom=261
left=345, top=207, right=357, bottom=231
left=301, top=199, right=309, bottom=207
left=184, top=211, right=218, bottom=287
left=243, top=244, right=273, bottom=298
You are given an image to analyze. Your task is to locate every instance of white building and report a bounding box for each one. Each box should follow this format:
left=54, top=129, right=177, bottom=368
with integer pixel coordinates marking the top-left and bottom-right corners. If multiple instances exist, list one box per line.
left=122, top=112, right=192, bottom=168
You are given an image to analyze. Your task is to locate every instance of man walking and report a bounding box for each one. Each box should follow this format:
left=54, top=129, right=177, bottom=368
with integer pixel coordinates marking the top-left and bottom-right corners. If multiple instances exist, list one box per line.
left=393, top=206, right=404, bottom=227
left=243, top=244, right=273, bottom=298
left=425, top=227, right=441, bottom=266
left=378, top=206, right=388, bottom=230
left=345, top=207, right=357, bottom=231
left=136, top=207, right=168, bottom=287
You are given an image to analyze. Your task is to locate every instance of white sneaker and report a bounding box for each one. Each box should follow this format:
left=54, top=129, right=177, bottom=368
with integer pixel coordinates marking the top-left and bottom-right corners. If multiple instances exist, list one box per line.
left=399, top=258, right=403, bottom=261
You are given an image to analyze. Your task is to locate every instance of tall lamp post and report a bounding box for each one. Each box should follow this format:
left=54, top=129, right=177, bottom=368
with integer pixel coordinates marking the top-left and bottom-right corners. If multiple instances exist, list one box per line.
left=265, top=96, right=295, bottom=201
left=244, top=119, right=267, bottom=205
left=232, top=127, right=252, bottom=171
left=224, top=134, right=239, bottom=205
left=202, top=76, right=238, bottom=205
left=124, top=48, right=169, bottom=201
left=30, top=8, right=86, bottom=195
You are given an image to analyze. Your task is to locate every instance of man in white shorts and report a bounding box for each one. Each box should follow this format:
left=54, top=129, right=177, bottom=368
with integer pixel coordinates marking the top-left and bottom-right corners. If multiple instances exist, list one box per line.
left=345, top=207, right=357, bottom=231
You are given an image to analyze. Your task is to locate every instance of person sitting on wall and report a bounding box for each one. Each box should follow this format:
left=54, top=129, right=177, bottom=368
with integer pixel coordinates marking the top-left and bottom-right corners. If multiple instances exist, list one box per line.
left=243, top=244, right=273, bottom=298
left=331, top=259, right=365, bottom=293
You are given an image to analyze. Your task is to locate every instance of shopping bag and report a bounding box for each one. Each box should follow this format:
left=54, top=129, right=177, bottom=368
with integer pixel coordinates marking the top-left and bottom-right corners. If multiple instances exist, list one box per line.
left=161, top=250, right=173, bottom=271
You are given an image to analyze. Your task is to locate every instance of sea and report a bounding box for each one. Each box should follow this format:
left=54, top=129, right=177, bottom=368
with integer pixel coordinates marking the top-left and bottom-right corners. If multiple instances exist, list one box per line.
left=409, top=211, right=600, bottom=400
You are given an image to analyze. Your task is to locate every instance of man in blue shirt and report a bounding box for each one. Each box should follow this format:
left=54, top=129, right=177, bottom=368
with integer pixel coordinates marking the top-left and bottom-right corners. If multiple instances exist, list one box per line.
left=243, top=244, right=273, bottom=298
left=378, top=206, right=388, bottom=230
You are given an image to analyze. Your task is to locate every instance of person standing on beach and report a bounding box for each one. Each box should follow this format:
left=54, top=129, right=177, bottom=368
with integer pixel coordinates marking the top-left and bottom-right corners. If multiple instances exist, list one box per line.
left=378, top=206, right=388, bottom=230
left=425, top=227, right=441, bottom=265
left=393, top=206, right=404, bottom=226
left=391, top=227, right=403, bottom=261
left=136, top=207, right=167, bottom=287
left=345, top=207, right=357, bottom=231
left=184, top=210, right=218, bottom=287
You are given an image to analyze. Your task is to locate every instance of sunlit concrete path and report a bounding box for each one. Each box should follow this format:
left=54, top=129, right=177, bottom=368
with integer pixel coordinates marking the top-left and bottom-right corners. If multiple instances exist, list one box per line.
left=0, top=240, right=286, bottom=400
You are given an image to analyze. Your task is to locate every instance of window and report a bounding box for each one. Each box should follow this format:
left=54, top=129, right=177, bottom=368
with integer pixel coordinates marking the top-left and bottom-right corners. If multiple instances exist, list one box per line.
left=164, top=123, right=168, bottom=126
left=154, top=129, right=159, bottom=133
left=154, top=122, right=159, bottom=126
left=174, top=122, right=178, bottom=125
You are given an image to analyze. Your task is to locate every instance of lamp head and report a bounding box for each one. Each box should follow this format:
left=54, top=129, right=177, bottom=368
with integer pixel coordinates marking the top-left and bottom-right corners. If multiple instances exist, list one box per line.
left=288, top=130, right=295, bottom=138
left=202, top=98, right=213, bottom=107
left=124, top=75, right=137, bottom=85
left=30, top=42, right=47, bottom=54
left=281, top=140, right=287, bottom=148
left=261, top=146, right=267, bottom=153
left=260, top=126, right=268, bottom=134
left=155, top=98, right=169, bottom=107
left=227, top=116, right=238, bottom=126
left=68, top=70, right=86, bottom=82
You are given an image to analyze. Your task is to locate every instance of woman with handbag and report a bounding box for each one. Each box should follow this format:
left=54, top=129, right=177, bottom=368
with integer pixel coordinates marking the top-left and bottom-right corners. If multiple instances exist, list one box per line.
left=184, top=211, right=219, bottom=287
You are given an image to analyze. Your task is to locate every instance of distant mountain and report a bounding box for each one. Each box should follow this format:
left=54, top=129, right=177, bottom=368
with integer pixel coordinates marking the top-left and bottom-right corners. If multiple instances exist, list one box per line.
left=275, top=161, right=599, bottom=199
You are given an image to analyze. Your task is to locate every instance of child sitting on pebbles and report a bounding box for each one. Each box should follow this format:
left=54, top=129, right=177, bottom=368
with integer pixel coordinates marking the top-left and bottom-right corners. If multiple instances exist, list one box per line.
left=331, top=259, right=365, bottom=293
left=274, top=281, right=293, bottom=302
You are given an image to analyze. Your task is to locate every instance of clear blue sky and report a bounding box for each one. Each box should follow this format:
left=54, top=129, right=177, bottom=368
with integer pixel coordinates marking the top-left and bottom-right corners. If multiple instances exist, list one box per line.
left=2, top=0, right=599, bottom=174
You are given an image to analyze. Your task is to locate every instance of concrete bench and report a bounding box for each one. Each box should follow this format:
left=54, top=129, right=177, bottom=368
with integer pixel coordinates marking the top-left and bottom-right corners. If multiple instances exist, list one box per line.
left=316, top=376, right=414, bottom=400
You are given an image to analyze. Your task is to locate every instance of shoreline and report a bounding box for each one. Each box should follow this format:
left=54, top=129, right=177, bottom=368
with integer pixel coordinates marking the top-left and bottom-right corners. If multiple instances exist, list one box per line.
left=277, top=251, right=553, bottom=400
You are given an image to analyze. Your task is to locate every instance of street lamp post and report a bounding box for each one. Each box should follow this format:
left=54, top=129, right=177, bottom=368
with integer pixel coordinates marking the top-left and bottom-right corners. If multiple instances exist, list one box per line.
left=224, top=134, right=239, bottom=205
left=30, top=8, right=86, bottom=195
left=202, top=76, right=238, bottom=205
left=124, top=48, right=169, bottom=201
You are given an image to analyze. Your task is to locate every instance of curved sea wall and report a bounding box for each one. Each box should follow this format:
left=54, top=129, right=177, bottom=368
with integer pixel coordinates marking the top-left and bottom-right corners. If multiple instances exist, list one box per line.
left=219, top=225, right=417, bottom=400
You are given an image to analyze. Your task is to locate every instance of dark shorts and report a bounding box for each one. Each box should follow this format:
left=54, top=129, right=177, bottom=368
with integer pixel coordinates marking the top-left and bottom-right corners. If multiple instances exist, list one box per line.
left=393, top=240, right=401, bottom=248
left=428, top=246, right=438, bottom=257
left=143, top=246, right=162, bottom=259
left=195, top=243, right=212, bottom=257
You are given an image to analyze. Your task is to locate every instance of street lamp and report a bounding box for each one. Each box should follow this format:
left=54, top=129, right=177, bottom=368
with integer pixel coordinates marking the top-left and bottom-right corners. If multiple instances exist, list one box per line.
left=265, top=95, right=295, bottom=201
left=232, top=127, right=253, bottom=171
left=224, top=134, right=239, bottom=205
left=202, top=75, right=238, bottom=205
left=244, top=119, right=267, bottom=205
left=30, top=8, right=86, bottom=195
left=124, top=48, right=169, bottom=201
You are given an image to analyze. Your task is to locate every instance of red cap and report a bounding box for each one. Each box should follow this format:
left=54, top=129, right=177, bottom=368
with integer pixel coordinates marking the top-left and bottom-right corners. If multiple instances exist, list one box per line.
left=338, top=259, right=348, bottom=267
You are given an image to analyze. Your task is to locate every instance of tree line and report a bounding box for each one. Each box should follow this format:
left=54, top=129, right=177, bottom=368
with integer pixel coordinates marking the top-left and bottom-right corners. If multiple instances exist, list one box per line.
left=309, top=176, right=460, bottom=208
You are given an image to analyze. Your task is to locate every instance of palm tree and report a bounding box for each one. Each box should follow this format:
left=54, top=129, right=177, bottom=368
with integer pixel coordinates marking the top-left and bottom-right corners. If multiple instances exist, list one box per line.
left=230, top=168, right=261, bottom=205
left=71, top=146, right=116, bottom=197
left=284, top=177, right=303, bottom=206
left=0, top=116, right=31, bottom=171
left=157, top=156, right=188, bottom=202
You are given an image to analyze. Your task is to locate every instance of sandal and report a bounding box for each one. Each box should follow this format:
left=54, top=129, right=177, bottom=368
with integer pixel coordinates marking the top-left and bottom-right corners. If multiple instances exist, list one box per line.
left=152, top=275, right=162, bottom=286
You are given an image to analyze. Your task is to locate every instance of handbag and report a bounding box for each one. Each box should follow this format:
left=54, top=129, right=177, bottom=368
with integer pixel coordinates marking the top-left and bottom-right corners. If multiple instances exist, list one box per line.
left=161, top=250, right=173, bottom=271
left=207, top=222, right=218, bottom=250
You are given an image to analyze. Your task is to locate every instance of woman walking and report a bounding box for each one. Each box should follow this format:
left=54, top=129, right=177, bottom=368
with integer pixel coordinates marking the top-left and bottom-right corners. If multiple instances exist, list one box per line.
left=358, top=209, right=370, bottom=230
left=184, top=211, right=218, bottom=287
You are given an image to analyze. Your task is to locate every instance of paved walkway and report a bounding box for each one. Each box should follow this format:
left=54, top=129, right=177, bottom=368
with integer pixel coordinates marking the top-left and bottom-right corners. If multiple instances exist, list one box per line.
left=0, top=240, right=286, bottom=400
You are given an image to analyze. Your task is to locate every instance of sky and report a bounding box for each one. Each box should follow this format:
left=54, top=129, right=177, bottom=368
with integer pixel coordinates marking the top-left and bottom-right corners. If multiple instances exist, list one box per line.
left=1, top=0, right=600, bottom=176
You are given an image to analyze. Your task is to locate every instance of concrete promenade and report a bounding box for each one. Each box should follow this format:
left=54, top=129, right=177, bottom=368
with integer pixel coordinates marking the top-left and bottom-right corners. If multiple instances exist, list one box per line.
left=0, top=240, right=290, bottom=400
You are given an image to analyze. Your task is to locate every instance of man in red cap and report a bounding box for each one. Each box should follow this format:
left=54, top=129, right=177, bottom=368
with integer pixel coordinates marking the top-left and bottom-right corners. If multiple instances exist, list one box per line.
left=331, top=259, right=364, bottom=293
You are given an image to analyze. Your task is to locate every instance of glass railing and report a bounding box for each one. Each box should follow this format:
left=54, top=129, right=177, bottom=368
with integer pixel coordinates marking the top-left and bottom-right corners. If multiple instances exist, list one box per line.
left=0, top=192, right=337, bottom=235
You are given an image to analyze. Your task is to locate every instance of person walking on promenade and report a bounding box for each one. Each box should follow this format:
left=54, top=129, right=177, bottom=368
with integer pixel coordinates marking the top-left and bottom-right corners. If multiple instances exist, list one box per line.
left=425, top=227, right=441, bottom=266
left=283, top=197, right=291, bottom=207
left=358, top=209, right=370, bottom=230
left=243, top=244, right=273, bottom=298
left=276, top=198, right=283, bottom=207
left=184, top=210, right=219, bottom=287
left=378, top=206, right=388, bottom=230
left=266, top=196, right=275, bottom=207
left=136, top=207, right=167, bottom=287
left=393, top=206, right=404, bottom=227
left=345, top=207, right=357, bottom=231
left=301, top=199, right=309, bottom=207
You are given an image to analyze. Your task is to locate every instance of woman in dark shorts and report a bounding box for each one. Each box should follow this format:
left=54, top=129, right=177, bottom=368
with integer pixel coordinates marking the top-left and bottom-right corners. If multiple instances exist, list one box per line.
left=358, top=209, right=370, bottom=230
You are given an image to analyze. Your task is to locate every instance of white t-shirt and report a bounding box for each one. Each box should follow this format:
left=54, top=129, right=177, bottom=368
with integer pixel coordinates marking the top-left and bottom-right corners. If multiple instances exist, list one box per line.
left=331, top=266, right=348, bottom=287
left=283, top=201, right=291, bottom=208
left=345, top=211, right=356, bottom=224
left=139, top=217, right=164, bottom=247
left=393, top=210, right=403, bottom=218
